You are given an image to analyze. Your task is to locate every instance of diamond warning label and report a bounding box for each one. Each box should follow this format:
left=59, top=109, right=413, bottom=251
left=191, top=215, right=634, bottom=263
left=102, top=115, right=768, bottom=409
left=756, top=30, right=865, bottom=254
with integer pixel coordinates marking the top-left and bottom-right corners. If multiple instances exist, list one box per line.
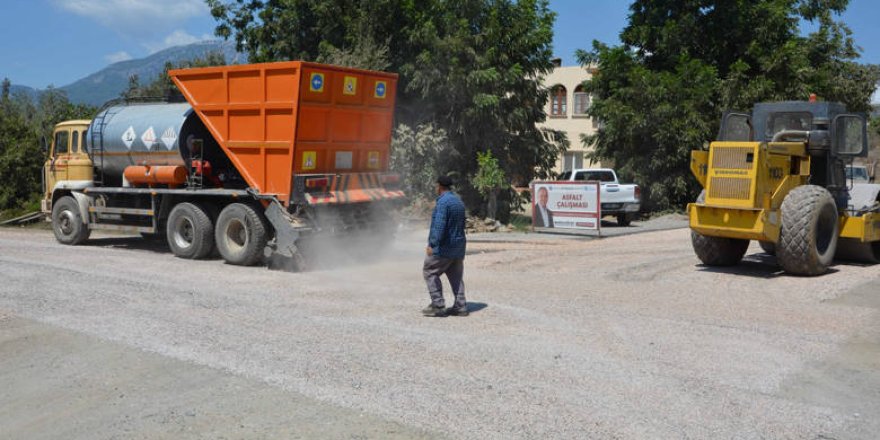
left=121, top=126, right=136, bottom=149
left=160, top=127, right=177, bottom=150
left=141, top=126, right=157, bottom=148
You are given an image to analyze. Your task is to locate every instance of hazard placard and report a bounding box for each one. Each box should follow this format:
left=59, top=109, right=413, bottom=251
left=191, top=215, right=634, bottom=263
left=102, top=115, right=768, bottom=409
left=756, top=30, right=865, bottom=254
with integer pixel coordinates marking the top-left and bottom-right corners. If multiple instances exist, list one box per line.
left=343, top=76, right=357, bottom=95
left=367, top=151, right=380, bottom=169
left=141, top=126, right=157, bottom=148
left=121, top=126, right=136, bottom=150
left=302, top=151, right=317, bottom=170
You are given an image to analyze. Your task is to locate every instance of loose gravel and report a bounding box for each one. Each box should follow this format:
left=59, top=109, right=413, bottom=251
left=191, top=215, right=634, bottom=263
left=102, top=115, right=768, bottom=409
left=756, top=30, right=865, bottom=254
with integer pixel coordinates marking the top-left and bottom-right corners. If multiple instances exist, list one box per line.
left=0, top=223, right=878, bottom=439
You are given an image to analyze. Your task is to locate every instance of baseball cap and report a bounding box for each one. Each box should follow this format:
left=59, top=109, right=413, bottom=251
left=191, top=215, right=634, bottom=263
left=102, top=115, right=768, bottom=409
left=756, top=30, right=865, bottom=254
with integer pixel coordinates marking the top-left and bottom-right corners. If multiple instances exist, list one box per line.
left=436, top=175, right=454, bottom=187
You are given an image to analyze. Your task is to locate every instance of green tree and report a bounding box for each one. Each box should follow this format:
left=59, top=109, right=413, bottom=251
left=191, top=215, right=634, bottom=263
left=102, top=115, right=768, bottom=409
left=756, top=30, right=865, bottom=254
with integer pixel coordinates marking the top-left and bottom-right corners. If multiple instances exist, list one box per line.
left=579, top=0, right=880, bottom=211
left=0, top=81, right=95, bottom=213
left=207, top=0, right=562, bottom=222
left=473, top=150, right=505, bottom=220
left=390, top=123, right=449, bottom=201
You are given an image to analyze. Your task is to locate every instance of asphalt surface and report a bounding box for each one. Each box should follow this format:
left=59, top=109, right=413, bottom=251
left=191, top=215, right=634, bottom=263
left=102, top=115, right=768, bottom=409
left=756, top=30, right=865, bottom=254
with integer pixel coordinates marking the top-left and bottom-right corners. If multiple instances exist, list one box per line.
left=1, top=221, right=878, bottom=439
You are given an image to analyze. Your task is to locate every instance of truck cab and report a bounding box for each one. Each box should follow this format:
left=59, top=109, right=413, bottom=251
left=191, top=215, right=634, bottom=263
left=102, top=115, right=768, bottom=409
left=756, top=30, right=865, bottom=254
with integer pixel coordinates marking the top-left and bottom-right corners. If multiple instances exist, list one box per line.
left=42, top=120, right=93, bottom=213
left=558, top=168, right=641, bottom=225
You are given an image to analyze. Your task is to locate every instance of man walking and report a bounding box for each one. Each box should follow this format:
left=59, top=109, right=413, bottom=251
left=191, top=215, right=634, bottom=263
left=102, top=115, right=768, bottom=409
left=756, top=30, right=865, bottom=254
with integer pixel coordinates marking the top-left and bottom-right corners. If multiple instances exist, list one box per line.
left=422, top=175, right=468, bottom=317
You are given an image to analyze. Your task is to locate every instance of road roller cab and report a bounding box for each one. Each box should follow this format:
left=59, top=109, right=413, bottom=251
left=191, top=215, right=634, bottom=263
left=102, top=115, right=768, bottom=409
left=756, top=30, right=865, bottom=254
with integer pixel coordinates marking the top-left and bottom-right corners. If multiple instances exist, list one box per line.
left=688, top=100, right=880, bottom=276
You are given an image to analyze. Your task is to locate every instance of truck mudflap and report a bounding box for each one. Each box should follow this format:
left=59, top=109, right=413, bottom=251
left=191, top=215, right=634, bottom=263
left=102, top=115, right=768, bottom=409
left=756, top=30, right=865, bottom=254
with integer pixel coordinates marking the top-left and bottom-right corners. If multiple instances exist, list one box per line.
left=266, top=172, right=406, bottom=271
left=294, top=173, right=406, bottom=206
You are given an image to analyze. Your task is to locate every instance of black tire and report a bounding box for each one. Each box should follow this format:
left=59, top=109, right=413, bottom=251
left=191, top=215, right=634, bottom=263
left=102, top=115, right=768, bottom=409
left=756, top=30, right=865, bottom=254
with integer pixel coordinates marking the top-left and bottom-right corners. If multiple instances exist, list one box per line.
left=51, top=195, right=90, bottom=245
left=777, top=185, right=839, bottom=276
left=758, top=241, right=776, bottom=255
left=166, top=203, right=214, bottom=259
left=215, top=203, right=268, bottom=266
left=690, top=190, right=749, bottom=266
left=617, top=213, right=632, bottom=226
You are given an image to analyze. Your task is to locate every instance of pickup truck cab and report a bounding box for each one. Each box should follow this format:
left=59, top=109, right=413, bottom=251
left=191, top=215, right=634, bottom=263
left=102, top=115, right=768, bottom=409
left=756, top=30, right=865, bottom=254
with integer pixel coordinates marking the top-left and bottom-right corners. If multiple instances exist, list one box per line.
left=558, top=168, right=641, bottom=225
left=846, top=164, right=871, bottom=183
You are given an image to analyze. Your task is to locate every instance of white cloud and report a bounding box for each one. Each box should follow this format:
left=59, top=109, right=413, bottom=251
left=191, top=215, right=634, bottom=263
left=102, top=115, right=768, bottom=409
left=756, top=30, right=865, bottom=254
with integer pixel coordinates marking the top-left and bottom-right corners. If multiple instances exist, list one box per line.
left=104, top=51, right=133, bottom=64
left=144, top=30, right=214, bottom=53
left=54, top=0, right=207, bottom=36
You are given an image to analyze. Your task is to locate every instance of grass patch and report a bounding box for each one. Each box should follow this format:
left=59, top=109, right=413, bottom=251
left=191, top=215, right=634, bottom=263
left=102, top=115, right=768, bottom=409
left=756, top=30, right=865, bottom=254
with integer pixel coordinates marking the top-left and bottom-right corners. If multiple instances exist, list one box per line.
left=508, top=213, right=533, bottom=232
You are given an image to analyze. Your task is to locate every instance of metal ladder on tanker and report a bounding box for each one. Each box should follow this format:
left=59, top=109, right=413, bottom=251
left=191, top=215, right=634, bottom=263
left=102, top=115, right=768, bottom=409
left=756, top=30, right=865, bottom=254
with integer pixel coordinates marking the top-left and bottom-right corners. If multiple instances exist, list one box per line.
left=86, top=101, right=158, bottom=235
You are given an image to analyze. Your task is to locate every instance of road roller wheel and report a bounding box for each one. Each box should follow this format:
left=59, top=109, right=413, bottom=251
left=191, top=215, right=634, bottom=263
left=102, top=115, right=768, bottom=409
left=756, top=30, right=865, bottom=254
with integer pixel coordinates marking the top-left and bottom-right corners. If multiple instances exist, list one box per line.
left=215, top=203, right=268, bottom=266
left=690, top=190, right=749, bottom=266
left=691, top=230, right=749, bottom=266
left=51, top=196, right=90, bottom=245
left=777, top=185, right=839, bottom=276
left=166, top=202, right=214, bottom=259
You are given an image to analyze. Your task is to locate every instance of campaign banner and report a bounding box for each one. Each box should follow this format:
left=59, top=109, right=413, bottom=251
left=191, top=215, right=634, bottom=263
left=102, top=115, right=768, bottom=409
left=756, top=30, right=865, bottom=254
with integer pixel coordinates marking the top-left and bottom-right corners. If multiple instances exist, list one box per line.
left=531, top=181, right=601, bottom=230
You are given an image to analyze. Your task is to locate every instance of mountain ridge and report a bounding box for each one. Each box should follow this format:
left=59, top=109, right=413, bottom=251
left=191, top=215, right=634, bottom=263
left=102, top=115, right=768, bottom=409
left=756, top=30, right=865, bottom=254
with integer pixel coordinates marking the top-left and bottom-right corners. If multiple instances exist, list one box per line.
left=9, top=40, right=246, bottom=107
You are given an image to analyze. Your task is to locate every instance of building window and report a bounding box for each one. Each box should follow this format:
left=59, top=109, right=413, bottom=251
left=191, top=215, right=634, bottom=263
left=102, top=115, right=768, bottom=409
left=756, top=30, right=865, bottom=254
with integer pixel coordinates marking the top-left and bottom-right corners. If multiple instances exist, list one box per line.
left=573, top=85, right=590, bottom=115
left=563, top=151, right=583, bottom=171
left=550, top=85, right=567, bottom=116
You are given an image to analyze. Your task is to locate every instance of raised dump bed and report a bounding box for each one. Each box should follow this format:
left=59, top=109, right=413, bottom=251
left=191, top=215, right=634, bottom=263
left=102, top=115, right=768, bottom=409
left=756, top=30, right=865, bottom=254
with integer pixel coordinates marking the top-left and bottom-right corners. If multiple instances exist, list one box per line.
left=169, top=61, right=399, bottom=205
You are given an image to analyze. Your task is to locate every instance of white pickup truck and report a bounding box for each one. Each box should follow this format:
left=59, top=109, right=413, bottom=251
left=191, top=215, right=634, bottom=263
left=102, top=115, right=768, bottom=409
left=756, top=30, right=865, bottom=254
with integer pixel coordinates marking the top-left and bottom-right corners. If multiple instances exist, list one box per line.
left=558, top=168, right=641, bottom=225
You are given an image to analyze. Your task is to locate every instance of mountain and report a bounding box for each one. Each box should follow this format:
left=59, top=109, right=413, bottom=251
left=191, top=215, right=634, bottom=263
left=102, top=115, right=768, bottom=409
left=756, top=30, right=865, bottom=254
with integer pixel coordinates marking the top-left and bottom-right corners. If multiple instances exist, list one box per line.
left=9, top=84, right=39, bottom=101
left=9, top=40, right=246, bottom=107
left=61, top=40, right=247, bottom=106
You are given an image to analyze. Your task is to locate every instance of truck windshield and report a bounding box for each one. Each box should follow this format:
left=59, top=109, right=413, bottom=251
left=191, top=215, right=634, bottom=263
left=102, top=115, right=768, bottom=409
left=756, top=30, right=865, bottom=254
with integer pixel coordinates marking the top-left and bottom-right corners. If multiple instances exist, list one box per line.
left=574, top=170, right=615, bottom=182
left=765, top=112, right=812, bottom=140
left=846, top=166, right=868, bottom=181
left=559, top=171, right=572, bottom=180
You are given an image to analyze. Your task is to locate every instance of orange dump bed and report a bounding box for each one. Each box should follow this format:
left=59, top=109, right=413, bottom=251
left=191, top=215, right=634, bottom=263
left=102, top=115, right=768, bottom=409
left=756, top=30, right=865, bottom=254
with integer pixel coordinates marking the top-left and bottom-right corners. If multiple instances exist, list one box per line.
left=168, top=61, right=397, bottom=204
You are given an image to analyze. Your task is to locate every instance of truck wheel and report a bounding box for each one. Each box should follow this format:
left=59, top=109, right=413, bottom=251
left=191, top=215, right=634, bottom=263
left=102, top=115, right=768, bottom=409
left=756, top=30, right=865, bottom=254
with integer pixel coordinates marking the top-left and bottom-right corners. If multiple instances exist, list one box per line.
left=758, top=241, right=776, bottom=255
left=777, top=185, right=839, bottom=276
left=690, top=190, right=749, bottom=266
left=617, top=213, right=632, bottom=226
left=51, top=196, right=91, bottom=245
left=166, top=203, right=214, bottom=259
left=215, top=203, right=268, bottom=266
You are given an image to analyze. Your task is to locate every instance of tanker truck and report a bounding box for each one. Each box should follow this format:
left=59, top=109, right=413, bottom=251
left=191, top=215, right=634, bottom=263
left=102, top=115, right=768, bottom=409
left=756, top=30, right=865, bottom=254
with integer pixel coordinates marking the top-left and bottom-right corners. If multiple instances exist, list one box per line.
left=41, top=61, right=405, bottom=267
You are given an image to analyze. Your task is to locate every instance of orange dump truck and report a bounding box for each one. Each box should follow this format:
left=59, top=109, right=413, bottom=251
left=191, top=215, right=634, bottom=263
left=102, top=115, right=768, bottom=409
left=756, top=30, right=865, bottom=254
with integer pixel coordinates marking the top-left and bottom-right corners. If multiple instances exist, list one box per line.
left=41, top=61, right=405, bottom=266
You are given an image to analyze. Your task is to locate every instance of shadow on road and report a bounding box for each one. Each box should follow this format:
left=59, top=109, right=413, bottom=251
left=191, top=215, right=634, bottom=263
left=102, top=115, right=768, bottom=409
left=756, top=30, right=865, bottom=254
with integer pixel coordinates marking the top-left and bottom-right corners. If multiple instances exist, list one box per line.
left=464, top=302, right=488, bottom=314
left=84, top=236, right=174, bottom=255
left=697, top=252, right=844, bottom=278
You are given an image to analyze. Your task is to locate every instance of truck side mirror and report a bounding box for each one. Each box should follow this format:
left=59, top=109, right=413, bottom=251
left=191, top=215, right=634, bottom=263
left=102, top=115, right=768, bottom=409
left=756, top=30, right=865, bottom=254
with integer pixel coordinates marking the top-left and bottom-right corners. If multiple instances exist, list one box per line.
left=41, top=136, right=48, bottom=153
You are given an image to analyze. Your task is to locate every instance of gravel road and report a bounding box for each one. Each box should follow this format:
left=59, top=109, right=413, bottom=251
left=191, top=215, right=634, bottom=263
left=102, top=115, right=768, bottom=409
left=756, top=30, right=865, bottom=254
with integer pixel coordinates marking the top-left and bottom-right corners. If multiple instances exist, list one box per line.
left=1, top=224, right=878, bottom=439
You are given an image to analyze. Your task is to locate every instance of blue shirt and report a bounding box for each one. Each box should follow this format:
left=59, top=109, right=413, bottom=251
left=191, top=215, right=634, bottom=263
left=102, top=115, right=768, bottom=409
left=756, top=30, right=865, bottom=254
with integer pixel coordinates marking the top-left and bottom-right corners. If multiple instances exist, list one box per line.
left=428, top=191, right=467, bottom=259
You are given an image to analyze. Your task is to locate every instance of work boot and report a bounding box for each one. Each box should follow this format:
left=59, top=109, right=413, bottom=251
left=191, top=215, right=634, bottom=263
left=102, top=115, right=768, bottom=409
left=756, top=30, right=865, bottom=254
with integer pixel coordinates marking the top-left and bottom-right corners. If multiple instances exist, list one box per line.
left=446, top=306, right=469, bottom=317
left=422, top=304, right=446, bottom=317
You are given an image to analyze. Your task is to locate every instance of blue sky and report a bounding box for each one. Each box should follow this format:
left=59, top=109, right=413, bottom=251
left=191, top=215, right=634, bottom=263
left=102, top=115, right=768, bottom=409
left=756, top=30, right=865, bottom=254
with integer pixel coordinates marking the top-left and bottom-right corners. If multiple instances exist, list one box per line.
left=1, top=0, right=879, bottom=90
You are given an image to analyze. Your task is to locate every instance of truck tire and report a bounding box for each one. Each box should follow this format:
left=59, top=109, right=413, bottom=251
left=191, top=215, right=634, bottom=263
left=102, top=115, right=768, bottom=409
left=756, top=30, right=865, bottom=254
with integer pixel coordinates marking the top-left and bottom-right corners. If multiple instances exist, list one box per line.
left=215, top=203, right=268, bottom=266
left=617, top=213, right=632, bottom=226
left=758, top=241, right=776, bottom=255
left=166, top=203, right=214, bottom=259
left=51, top=195, right=91, bottom=245
left=777, top=185, right=839, bottom=276
left=690, top=190, right=749, bottom=266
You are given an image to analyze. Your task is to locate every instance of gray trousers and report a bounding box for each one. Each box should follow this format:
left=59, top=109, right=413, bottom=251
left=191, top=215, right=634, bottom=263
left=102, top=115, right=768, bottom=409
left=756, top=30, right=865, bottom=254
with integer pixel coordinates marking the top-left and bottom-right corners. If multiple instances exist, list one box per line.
left=423, top=255, right=466, bottom=309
